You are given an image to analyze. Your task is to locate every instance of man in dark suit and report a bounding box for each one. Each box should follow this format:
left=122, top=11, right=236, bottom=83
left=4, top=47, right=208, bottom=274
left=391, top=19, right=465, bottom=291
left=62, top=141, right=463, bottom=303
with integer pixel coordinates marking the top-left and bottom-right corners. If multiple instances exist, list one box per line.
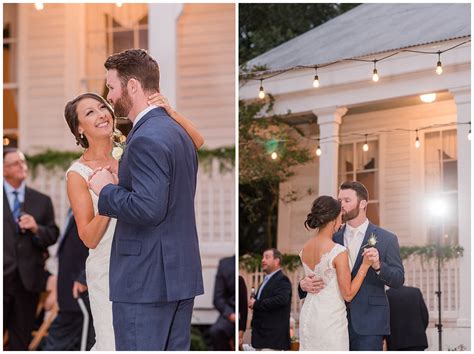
left=209, top=255, right=235, bottom=350
left=249, top=248, right=292, bottom=350
left=299, top=181, right=404, bottom=350
left=386, top=286, right=429, bottom=351
left=89, top=49, right=203, bottom=350
left=3, top=148, right=59, bottom=350
left=42, top=209, right=95, bottom=350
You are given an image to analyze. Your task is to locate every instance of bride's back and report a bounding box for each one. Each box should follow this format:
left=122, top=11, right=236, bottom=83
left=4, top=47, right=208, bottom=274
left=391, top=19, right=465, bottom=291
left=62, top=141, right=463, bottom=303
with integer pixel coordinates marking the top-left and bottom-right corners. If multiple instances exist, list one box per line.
left=301, top=236, right=336, bottom=270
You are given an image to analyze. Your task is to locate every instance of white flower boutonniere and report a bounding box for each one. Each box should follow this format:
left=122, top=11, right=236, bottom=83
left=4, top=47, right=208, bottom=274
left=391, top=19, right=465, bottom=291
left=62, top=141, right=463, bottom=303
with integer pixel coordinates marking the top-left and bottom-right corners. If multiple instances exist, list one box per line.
left=111, top=129, right=126, bottom=161
left=362, top=233, right=378, bottom=249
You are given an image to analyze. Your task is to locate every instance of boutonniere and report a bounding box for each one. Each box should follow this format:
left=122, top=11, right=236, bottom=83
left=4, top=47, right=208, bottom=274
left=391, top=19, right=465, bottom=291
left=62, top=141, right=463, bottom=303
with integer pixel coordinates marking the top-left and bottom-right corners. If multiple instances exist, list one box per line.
left=111, top=129, right=126, bottom=161
left=361, top=233, right=377, bottom=248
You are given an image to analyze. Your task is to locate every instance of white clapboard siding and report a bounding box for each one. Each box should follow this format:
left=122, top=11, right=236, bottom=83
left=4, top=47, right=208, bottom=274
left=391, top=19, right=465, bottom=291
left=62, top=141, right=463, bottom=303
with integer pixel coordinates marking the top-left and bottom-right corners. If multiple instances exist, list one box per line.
left=177, top=4, right=235, bottom=149
left=18, top=3, right=84, bottom=154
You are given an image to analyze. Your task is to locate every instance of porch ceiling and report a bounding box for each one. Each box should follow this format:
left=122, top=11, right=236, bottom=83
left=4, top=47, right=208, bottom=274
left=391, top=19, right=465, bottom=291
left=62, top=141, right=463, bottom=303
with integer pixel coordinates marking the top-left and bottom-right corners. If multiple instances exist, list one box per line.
left=247, top=4, right=470, bottom=71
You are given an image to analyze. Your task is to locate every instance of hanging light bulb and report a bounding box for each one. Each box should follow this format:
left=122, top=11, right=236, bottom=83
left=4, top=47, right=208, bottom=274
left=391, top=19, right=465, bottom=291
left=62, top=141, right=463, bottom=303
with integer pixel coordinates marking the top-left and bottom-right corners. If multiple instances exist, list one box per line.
left=415, top=130, right=421, bottom=148
left=35, top=3, right=44, bottom=10
left=372, top=60, right=379, bottom=82
left=468, top=123, right=472, bottom=141
left=271, top=152, right=278, bottom=160
left=312, top=67, right=320, bottom=88
left=258, top=79, right=265, bottom=99
left=436, top=52, right=443, bottom=75
left=116, top=2, right=123, bottom=7
left=3, top=137, right=10, bottom=146
left=316, top=145, right=322, bottom=156
left=363, top=134, right=369, bottom=152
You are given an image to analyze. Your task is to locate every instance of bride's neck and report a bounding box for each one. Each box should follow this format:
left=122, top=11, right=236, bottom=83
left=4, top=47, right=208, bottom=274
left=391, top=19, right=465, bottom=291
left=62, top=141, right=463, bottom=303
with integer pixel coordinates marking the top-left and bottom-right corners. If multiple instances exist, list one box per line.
left=85, top=137, right=113, bottom=160
left=317, top=224, right=334, bottom=239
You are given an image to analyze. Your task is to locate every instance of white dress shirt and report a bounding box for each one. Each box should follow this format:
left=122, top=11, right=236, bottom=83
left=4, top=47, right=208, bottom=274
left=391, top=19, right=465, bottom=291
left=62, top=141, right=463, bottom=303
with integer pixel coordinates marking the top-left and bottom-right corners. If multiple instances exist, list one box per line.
left=132, top=105, right=157, bottom=127
left=4, top=180, right=26, bottom=212
left=344, top=218, right=369, bottom=269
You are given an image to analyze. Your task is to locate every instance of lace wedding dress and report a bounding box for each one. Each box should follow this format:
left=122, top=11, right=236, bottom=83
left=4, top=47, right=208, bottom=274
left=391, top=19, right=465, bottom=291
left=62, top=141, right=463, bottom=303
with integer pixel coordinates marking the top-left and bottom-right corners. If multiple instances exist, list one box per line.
left=298, top=243, right=349, bottom=351
left=67, top=161, right=116, bottom=350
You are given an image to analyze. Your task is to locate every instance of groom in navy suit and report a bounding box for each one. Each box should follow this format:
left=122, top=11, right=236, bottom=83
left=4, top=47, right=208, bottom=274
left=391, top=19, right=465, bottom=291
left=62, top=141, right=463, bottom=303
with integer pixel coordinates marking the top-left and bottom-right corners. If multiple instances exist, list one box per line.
left=89, top=49, right=204, bottom=350
left=299, top=181, right=404, bottom=350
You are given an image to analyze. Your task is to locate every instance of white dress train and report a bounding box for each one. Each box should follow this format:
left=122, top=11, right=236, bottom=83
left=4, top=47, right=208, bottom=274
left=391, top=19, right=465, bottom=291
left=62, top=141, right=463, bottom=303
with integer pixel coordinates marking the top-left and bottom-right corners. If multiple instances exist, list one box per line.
left=66, top=161, right=116, bottom=351
left=298, top=243, right=349, bottom=351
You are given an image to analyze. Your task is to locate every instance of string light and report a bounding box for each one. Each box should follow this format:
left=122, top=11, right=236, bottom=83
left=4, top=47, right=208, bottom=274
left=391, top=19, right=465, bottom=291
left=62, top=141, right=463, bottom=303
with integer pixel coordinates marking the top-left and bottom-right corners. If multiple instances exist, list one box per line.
left=372, top=60, right=379, bottom=82
left=316, top=143, right=322, bottom=156
left=258, top=79, right=265, bottom=99
left=468, top=123, right=471, bottom=141
left=415, top=130, right=421, bottom=148
left=362, top=134, right=369, bottom=151
left=313, top=67, right=320, bottom=88
left=116, top=2, right=123, bottom=7
left=3, top=137, right=10, bottom=146
left=34, top=3, right=44, bottom=10
left=420, top=93, right=437, bottom=103
left=243, top=40, right=470, bottom=96
left=436, top=51, right=443, bottom=75
left=271, top=151, right=278, bottom=160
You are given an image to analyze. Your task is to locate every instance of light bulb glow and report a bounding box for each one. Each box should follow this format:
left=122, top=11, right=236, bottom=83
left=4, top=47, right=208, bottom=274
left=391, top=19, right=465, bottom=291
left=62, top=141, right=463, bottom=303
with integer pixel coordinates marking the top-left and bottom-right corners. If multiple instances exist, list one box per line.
left=271, top=152, right=278, bottom=160
left=436, top=61, right=443, bottom=75
left=468, top=130, right=471, bottom=141
left=316, top=146, right=322, bottom=156
left=415, top=137, right=421, bottom=149
left=258, top=86, right=265, bottom=99
left=313, top=75, right=320, bottom=88
left=372, top=68, right=379, bottom=82
left=116, top=2, right=123, bottom=7
left=35, top=2, right=44, bottom=10
left=363, top=143, right=369, bottom=152
left=420, top=93, right=437, bottom=103
left=428, top=199, right=447, bottom=217
left=3, top=137, right=10, bottom=146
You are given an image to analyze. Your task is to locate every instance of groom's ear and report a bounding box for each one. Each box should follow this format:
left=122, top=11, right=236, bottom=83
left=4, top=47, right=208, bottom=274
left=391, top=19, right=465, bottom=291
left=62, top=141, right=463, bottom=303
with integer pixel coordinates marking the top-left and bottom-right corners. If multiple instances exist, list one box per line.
left=127, top=78, right=139, bottom=95
left=359, top=199, right=368, bottom=210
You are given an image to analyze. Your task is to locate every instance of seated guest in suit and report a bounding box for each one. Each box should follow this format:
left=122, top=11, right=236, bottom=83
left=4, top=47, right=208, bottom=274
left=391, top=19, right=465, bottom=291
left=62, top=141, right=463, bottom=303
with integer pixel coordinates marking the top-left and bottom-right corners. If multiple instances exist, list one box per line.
left=209, top=255, right=235, bottom=350
left=42, top=209, right=95, bottom=350
left=249, top=248, right=292, bottom=350
left=3, top=148, right=59, bottom=350
left=239, top=275, right=248, bottom=350
left=386, top=285, right=429, bottom=351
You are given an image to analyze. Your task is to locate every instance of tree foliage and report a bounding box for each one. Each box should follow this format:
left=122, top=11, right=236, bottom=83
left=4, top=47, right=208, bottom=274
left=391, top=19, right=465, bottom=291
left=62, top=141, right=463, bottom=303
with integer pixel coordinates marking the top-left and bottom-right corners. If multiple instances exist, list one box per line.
left=239, top=3, right=360, bottom=64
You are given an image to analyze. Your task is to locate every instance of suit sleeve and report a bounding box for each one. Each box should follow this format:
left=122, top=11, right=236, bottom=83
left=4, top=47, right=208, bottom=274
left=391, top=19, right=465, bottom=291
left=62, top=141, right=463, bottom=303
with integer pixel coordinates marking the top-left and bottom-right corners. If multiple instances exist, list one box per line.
left=34, top=196, right=60, bottom=248
left=98, top=135, right=171, bottom=226
left=377, top=233, right=405, bottom=288
left=213, top=260, right=234, bottom=318
left=298, top=282, right=307, bottom=300
left=419, top=288, right=429, bottom=329
left=239, top=276, right=248, bottom=331
left=253, top=277, right=292, bottom=312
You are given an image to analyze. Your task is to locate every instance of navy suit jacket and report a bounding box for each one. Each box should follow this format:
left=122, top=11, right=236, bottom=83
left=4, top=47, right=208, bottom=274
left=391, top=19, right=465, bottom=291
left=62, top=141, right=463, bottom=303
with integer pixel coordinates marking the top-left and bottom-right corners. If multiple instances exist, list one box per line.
left=98, top=107, right=204, bottom=303
left=299, top=222, right=404, bottom=336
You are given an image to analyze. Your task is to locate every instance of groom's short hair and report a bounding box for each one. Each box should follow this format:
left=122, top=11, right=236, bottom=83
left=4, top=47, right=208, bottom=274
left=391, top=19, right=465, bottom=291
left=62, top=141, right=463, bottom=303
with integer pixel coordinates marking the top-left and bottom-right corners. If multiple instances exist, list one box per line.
left=104, top=49, right=160, bottom=94
left=340, top=181, right=369, bottom=202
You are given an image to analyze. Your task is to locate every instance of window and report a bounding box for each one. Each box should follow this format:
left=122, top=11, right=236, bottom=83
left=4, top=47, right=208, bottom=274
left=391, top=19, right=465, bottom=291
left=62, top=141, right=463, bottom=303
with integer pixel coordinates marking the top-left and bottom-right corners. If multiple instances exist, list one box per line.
left=424, top=129, right=458, bottom=245
left=3, top=4, right=18, bottom=147
left=338, top=140, right=379, bottom=225
left=84, top=4, right=148, bottom=134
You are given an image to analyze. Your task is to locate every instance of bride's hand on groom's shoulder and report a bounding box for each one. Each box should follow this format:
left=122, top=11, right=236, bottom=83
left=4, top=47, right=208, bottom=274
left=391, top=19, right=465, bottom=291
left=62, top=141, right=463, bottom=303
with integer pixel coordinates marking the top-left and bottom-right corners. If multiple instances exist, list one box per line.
left=148, top=93, right=175, bottom=116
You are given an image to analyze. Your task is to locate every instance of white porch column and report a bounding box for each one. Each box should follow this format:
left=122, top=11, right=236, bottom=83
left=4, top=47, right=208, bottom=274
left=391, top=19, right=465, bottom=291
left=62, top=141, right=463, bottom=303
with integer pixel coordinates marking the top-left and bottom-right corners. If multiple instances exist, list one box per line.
left=148, top=4, right=183, bottom=108
left=450, top=87, right=471, bottom=331
left=313, top=106, right=347, bottom=196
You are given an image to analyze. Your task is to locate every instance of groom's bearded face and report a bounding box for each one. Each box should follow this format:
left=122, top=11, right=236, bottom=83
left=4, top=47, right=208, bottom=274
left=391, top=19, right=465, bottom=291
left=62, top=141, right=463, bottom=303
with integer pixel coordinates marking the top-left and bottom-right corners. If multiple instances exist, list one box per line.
left=338, top=189, right=361, bottom=223
left=112, top=87, right=133, bottom=118
left=341, top=200, right=360, bottom=222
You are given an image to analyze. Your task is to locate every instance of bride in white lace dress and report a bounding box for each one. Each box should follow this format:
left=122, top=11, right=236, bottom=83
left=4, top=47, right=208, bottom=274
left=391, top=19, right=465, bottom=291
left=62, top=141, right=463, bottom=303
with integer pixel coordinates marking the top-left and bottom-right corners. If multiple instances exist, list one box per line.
left=64, top=92, right=203, bottom=350
left=298, top=196, right=371, bottom=351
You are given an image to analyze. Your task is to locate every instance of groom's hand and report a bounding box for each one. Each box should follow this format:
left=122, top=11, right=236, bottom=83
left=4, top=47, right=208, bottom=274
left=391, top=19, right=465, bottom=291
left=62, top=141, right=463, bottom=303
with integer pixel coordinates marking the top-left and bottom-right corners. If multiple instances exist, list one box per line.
left=362, top=247, right=380, bottom=270
left=89, top=168, right=114, bottom=196
left=300, top=274, right=325, bottom=294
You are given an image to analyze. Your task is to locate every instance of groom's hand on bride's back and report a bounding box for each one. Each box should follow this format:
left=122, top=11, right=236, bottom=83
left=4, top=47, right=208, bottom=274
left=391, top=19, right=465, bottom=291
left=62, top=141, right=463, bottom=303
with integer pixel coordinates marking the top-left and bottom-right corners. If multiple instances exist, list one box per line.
left=300, top=274, right=325, bottom=294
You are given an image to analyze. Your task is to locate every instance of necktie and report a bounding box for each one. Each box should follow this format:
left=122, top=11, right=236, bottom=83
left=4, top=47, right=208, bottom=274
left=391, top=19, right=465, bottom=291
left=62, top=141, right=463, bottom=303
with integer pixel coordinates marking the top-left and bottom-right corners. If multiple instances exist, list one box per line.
left=12, top=190, right=21, bottom=232
left=257, top=275, right=270, bottom=299
left=348, top=229, right=359, bottom=270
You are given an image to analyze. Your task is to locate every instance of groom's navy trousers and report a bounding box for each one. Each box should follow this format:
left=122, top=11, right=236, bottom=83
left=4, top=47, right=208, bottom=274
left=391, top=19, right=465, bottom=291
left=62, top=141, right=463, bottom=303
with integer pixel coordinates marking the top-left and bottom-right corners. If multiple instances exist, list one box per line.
left=99, top=107, right=204, bottom=350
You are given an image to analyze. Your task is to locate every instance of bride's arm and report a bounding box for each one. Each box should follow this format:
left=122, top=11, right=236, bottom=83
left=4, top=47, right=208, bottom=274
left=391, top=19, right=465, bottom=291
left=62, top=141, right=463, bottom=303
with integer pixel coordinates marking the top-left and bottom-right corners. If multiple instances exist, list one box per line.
left=334, top=250, right=370, bottom=302
left=67, top=172, right=111, bottom=249
left=148, top=93, right=204, bottom=149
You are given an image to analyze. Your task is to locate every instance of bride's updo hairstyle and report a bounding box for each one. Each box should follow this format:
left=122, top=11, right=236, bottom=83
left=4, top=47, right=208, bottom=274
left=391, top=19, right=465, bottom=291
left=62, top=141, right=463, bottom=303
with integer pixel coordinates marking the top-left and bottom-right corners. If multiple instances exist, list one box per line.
left=304, top=195, right=341, bottom=230
left=64, top=92, right=116, bottom=149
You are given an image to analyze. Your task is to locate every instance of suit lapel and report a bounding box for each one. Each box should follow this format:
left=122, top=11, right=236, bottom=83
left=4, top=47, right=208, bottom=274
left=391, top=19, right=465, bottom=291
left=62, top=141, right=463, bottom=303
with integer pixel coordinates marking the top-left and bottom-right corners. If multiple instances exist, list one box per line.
left=258, top=269, right=280, bottom=299
left=351, top=222, right=377, bottom=276
left=125, top=107, right=167, bottom=144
